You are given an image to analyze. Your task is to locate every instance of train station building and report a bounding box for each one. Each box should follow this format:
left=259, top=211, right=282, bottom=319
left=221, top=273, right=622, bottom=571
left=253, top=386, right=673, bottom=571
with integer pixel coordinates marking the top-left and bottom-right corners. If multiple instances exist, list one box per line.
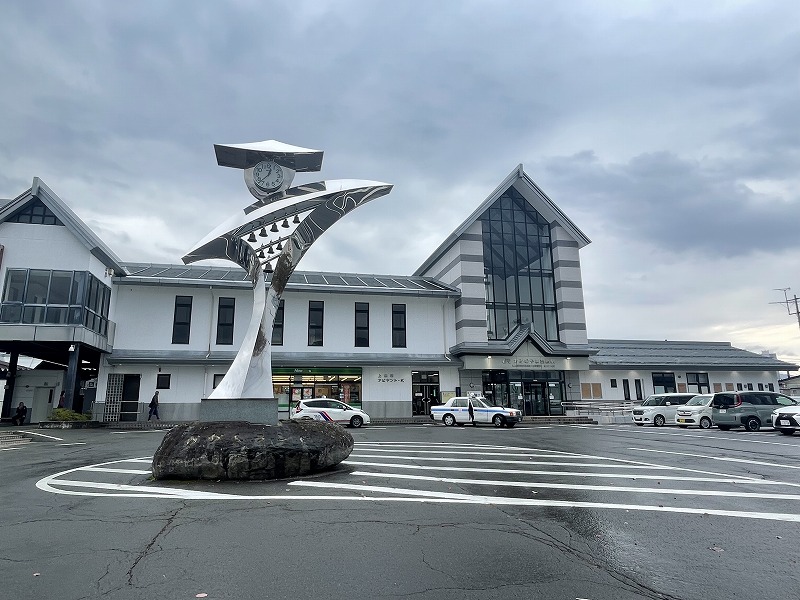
left=1, top=169, right=796, bottom=423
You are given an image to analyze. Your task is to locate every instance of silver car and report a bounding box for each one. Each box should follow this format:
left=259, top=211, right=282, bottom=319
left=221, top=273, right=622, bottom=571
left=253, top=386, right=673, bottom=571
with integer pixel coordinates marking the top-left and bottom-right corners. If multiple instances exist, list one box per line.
left=710, top=391, right=797, bottom=432
left=631, top=393, right=697, bottom=427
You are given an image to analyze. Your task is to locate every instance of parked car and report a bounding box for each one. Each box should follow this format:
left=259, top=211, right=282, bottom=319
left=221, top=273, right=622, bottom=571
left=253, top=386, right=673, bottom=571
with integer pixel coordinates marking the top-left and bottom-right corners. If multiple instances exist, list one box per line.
left=290, top=398, right=370, bottom=428
left=675, top=394, right=714, bottom=429
left=430, top=396, right=522, bottom=427
left=771, top=404, right=800, bottom=435
left=710, top=391, right=798, bottom=431
left=631, top=393, right=697, bottom=427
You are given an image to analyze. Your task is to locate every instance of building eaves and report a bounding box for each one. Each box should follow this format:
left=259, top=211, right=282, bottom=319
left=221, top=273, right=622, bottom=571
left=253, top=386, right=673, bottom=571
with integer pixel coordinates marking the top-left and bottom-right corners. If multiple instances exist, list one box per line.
left=450, top=324, right=593, bottom=357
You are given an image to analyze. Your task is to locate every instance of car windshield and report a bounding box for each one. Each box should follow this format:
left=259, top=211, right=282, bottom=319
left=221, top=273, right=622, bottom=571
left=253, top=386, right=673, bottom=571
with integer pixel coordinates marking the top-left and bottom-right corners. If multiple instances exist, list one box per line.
left=470, top=398, right=489, bottom=408
left=641, top=397, right=662, bottom=406
left=686, top=395, right=711, bottom=406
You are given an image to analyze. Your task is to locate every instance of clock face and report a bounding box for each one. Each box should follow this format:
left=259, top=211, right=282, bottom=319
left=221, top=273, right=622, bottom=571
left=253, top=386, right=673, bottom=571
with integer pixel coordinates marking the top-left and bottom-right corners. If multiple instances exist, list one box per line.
left=252, top=160, right=284, bottom=191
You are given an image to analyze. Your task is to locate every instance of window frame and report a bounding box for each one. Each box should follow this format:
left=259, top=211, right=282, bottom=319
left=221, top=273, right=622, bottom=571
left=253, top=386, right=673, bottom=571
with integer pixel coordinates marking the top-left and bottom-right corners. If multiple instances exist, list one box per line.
left=216, top=297, right=235, bottom=345
left=392, top=303, right=406, bottom=348
left=355, top=302, right=369, bottom=347
left=172, top=295, right=193, bottom=345
left=308, top=300, right=324, bottom=346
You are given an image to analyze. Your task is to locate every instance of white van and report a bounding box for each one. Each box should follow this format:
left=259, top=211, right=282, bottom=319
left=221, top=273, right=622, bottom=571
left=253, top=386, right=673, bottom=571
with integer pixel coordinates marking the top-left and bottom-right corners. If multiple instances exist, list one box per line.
left=675, top=394, right=714, bottom=429
left=632, top=393, right=697, bottom=427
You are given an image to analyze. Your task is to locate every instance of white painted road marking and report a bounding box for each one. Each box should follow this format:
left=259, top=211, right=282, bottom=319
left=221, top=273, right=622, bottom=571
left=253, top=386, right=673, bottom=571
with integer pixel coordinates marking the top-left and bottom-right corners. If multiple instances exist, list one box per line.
left=33, top=442, right=800, bottom=522
left=21, top=431, right=64, bottom=440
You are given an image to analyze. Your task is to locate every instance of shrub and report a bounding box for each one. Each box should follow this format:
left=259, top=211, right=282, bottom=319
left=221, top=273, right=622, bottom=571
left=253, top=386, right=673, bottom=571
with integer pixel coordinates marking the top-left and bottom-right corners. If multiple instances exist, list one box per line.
left=49, top=408, right=91, bottom=422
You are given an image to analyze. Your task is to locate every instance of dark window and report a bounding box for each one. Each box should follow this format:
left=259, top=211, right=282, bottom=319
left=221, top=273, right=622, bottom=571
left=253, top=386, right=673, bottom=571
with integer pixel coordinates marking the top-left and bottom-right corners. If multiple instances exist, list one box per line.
left=216, top=297, right=235, bottom=345
left=768, top=383, right=775, bottom=391
left=392, top=304, right=406, bottom=348
left=308, top=301, right=324, bottom=346
left=481, top=186, right=559, bottom=341
left=634, top=379, right=644, bottom=401
left=736, top=383, right=743, bottom=391
left=156, top=374, right=171, bottom=389
left=271, top=299, right=285, bottom=346
left=172, top=296, right=193, bottom=344
left=652, top=372, right=676, bottom=394
left=758, top=383, right=764, bottom=391
left=355, top=302, right=369, bottom=347
left=7, top=199, right=63, bottom=226
left=622, top=379, right=631, bottom=401
left=213, top=374, right=225, bottom=388
left=686, top=372, right=710, bottom=394
left=610, top=379, right=617, bottom=388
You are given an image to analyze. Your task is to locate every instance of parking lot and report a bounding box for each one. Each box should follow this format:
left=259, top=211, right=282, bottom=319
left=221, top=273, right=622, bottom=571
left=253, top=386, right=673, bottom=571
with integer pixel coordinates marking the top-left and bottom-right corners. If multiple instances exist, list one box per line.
left=3, top=422, right=800, bottom=600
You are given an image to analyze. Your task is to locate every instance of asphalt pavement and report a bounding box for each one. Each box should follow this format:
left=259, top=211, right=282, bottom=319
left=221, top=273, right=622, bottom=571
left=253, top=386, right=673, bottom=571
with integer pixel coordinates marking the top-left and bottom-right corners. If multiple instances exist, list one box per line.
left=2, top=422, right=799, bottom=600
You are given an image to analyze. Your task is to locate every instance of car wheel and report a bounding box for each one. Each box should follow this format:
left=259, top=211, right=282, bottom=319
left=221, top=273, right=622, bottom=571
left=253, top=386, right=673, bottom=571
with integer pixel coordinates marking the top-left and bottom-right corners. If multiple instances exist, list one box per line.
left=492, top=415, right=504, bottom=427
left=779, top=429, right=796, bottom=436
left=443, top=414, right=456, bottom=427
left=718, top=425, right=731, bottom=431
left=350, top=415, right=363, bottom=428
left=506, top=422, right=516, bottom=428
left=699, top=417, right=712, bottom=429
left=744, top=417, right=761, bottom=432
left=678, top=425, right=688, bottom=429
left=653, top=414, right=666, bottom=427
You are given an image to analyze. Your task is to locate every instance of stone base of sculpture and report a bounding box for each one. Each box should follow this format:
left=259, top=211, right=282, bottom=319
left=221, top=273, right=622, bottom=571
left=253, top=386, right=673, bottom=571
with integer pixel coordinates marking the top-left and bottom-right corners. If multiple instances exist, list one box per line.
left=152, top=420, right=354, bottom=480
left=199, top=397, right=278, bottom=425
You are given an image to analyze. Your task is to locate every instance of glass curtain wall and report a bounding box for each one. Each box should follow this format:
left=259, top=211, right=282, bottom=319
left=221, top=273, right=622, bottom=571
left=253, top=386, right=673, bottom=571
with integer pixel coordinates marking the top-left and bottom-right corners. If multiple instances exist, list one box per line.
left=481, top=186, right=558, bottom=341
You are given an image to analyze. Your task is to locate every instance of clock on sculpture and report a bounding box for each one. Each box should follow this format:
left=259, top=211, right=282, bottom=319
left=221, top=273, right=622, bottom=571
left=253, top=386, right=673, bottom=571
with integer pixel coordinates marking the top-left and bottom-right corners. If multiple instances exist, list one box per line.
left=252, top=160, right=284, bottom=192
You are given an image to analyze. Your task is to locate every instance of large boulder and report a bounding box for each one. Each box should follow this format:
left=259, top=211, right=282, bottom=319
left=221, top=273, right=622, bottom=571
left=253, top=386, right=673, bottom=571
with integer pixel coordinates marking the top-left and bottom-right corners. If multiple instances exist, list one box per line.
left=152, top=420, right=354, bottom=480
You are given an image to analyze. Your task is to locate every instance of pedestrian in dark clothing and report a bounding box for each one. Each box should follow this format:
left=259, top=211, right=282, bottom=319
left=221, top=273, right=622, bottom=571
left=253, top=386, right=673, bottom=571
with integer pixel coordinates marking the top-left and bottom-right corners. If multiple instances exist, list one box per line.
left=11, top=402, right=27, bottom=425
left=57, top=390, right=65, bottom=409
left=468, top=401, right=475, bottom=426
left=148, top=391, right=160, bottom=421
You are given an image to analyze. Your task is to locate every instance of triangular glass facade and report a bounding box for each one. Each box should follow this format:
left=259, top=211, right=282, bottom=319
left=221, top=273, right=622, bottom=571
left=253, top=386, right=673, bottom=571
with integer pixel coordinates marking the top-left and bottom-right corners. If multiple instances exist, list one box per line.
left=7, top=199, right=63, bottom=226
left=480, top=185, right=558, bottom=341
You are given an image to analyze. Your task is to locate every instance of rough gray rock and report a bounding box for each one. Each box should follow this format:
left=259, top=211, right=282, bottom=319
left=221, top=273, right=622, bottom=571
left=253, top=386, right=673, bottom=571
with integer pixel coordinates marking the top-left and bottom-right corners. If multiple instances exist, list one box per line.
left=152, top=420, right=354, bottom=480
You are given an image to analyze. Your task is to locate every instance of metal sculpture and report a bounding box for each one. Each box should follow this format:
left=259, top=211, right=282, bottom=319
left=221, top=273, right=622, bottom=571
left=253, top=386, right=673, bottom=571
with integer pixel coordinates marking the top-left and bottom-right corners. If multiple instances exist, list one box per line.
left=183, top=140, right=392, bottom=401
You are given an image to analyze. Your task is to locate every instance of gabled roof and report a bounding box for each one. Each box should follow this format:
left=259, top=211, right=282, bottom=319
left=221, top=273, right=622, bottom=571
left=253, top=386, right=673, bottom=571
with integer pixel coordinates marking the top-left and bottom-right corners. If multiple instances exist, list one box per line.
left=588, top=339, right=799, bottom=371
left=449, top=323, right=593, bottom=357
left=0, top=178, right=126, bottom=273
left=414, top=165, right=591, bottom=276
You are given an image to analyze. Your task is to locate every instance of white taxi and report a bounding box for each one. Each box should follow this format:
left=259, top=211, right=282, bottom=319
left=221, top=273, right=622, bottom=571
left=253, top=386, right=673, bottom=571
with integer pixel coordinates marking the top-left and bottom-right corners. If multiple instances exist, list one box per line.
left=430, top=395, right=522, bottom=428
left=290, top=398, right=370, bottom=428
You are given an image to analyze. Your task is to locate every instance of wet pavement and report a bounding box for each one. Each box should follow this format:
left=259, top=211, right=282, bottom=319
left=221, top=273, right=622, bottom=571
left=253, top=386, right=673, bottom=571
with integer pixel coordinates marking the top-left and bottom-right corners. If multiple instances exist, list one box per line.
left=2, top=422, right=799, bottom=599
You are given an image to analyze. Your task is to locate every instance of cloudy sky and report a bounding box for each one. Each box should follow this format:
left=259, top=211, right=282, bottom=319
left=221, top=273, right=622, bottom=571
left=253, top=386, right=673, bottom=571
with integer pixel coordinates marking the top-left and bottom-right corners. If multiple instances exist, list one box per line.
left=2, top=0, right=799, bottom=366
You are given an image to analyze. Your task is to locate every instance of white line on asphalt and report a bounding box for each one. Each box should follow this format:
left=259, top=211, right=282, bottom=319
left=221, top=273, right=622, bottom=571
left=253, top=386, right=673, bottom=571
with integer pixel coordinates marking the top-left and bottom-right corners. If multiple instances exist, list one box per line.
left=288, top=480, right=800, bottom=523
left=627, top=428, right=800, bottom=448
left=351, top=447, right=667, bottom=462
left=342, top=460, right=779, bottom=483
left=628, top=447, right=800, bottom=470
left=350, top=453, right=678, bottom=469
left=128, top=458, right=154, bottom=463
left=350, top=471, right=800, bottom=500
left=0, top=447, right=22, bottom=451
left=21, top=431, right=63, bottom=440
left=79, top=466, right=152, bottom=474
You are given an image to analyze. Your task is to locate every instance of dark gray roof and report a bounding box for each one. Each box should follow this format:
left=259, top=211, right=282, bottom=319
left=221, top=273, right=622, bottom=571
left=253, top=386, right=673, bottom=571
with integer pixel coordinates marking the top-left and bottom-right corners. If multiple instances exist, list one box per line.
left=119, top=262, right=460, bottom=297
left=588, top=339, right=798, bottom=371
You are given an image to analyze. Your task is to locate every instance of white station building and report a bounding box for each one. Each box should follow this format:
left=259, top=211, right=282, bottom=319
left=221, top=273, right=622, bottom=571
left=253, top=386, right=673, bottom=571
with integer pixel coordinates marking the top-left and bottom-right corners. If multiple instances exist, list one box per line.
left=1, top=169, right=796, bottom=424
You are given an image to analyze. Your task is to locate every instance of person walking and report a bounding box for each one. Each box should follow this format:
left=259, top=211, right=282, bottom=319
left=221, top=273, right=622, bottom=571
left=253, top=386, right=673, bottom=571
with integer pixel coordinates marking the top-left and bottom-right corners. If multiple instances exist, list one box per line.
left=57, top=390, right=65, bottom=409
left=148, top=391, right=160, bottom=421
left=468, top=400, right=475, bottom=426
left=11, top=402, right=27, bottom=425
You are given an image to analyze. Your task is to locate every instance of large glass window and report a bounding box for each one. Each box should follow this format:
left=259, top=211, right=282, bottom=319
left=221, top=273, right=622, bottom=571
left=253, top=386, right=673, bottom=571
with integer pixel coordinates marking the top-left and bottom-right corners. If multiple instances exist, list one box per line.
left=172, top=296, right=193, bottom=344
left=355, top=302, right=369, bottom=347
left=0, top=268, right=109, bottom=334
left=216, top=297, right=235, bottom=345
left=686, top=372, right=710, bottom=394
left=392, top=303, right=406, bottom=348
left=652, top=372, right=677, bottom=394
left=308, top=301, right=324, bottom=346
left=271, top=299, right=285, bottom=346
left=481, top=186, right=559, bottom=341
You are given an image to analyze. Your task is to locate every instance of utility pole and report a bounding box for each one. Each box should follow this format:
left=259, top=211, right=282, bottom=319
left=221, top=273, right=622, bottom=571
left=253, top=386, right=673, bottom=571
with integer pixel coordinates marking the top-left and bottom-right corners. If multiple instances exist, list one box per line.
left=771, top=287, right=800, bottom=333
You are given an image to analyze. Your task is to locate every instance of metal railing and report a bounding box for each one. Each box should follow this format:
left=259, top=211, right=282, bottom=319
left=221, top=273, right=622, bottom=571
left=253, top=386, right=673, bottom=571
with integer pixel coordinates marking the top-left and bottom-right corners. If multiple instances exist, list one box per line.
left=562, top=401, right=635, bottom=420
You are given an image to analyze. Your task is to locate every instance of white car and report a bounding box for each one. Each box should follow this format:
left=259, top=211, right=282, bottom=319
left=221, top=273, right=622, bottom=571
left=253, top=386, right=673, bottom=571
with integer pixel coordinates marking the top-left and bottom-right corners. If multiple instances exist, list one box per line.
left=290, top=399, right=370, bottom=428
left=675, top=393, right=714, bottom=429
left=631, top=393, right=697, bottom=427
left=430, top=396, right=522, bottom=428
left=771, top=404, right=800, bottom=436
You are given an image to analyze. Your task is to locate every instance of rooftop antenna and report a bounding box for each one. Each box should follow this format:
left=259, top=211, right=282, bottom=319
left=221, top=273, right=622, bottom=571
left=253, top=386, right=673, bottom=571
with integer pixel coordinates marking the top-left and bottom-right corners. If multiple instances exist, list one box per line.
left=771, top=287, right=800, bottom=333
